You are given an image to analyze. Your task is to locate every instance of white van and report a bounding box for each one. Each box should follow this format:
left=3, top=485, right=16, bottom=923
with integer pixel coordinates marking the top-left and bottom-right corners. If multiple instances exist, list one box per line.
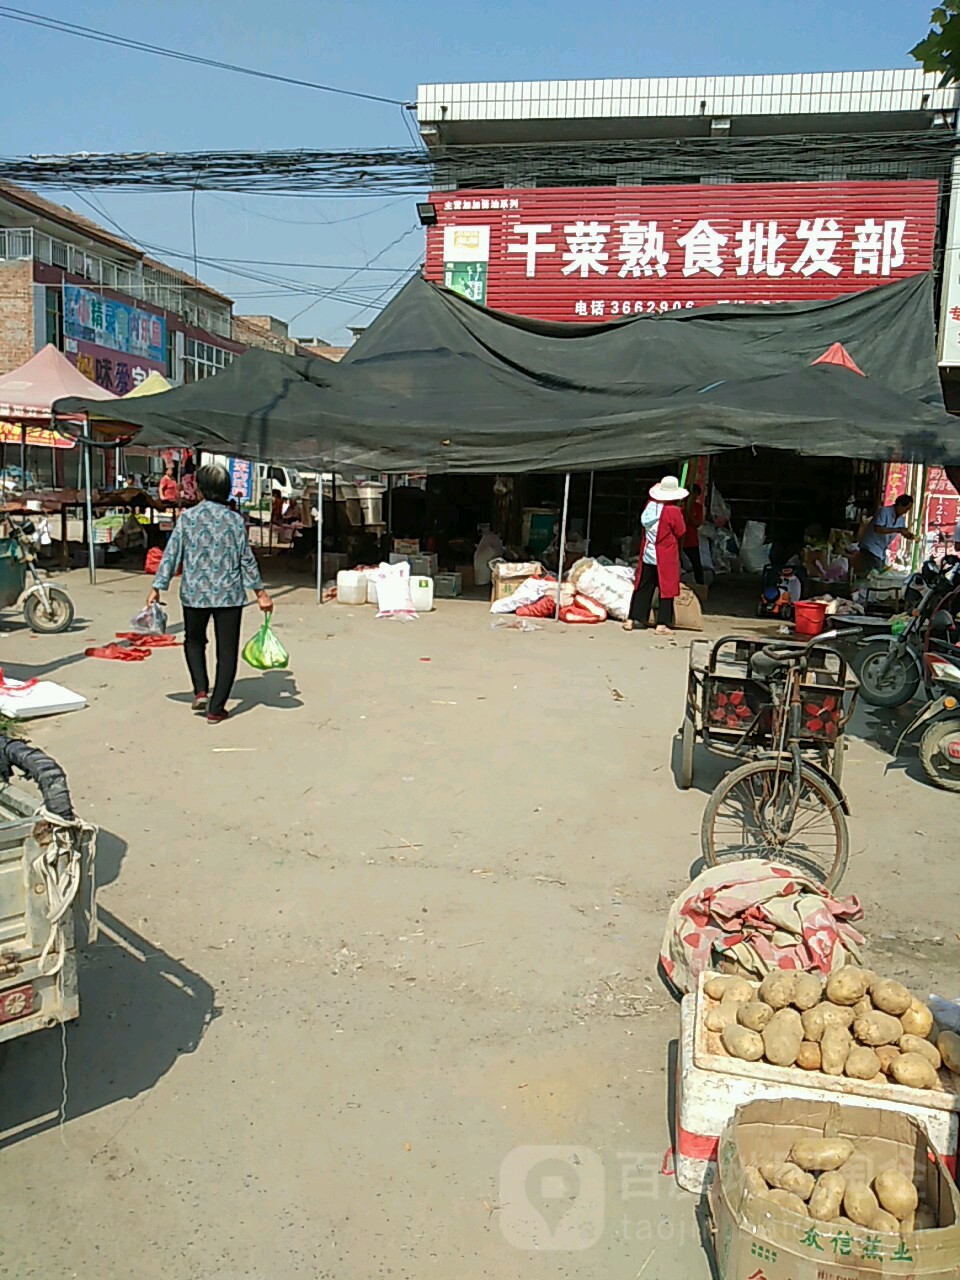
left=260, top=464, right=304, bottom=500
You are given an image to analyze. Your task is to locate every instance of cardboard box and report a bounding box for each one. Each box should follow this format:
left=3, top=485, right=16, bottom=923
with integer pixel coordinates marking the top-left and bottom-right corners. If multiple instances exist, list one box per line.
left=393, top=538, right=419, bottom=555
left=491, top=560, right=543, bottom=604
left=455, top=563, right=475, bottom=589
left=709, top=1098, right=960, bottom=1279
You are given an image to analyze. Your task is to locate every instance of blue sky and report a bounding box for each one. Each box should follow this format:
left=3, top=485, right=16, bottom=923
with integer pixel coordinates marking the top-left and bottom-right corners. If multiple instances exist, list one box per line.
left=0, top=0, right=941, bottom=341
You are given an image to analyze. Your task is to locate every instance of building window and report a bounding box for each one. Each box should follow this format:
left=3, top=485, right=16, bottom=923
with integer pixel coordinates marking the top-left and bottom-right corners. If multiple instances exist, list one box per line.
left=45, top=287, right=63, bottom=348
left=183, top=338, right=233, bottom=383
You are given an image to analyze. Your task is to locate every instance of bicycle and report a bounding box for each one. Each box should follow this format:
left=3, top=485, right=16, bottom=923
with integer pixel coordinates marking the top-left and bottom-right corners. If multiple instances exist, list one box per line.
left=700, top=633, right=855, bottom=891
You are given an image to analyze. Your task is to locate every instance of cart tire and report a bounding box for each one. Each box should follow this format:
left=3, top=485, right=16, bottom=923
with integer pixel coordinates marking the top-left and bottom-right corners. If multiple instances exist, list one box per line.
left=679, top=712, right=695, bottom=790
left=701, top=758, right=849, bottom=891
left=23, top=588, right=74, bottom=634
left=918, top=721, right=960, bottom=793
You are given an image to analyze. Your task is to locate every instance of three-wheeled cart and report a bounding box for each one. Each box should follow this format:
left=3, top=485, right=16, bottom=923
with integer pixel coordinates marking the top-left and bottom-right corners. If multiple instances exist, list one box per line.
left=679, top=634, right=859, bottom=790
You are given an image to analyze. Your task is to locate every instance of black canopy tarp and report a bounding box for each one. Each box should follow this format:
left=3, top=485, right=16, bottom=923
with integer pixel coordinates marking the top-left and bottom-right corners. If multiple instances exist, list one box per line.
left=55, top=272, right=960, bottom=473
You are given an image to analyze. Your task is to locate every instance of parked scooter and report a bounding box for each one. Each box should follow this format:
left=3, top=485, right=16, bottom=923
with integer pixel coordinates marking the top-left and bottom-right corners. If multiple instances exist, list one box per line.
left=0, top=518, right=74, bottom=633
left=857, top=557, right=960, bottom=708
left=896, top=650, right=960, bottom=791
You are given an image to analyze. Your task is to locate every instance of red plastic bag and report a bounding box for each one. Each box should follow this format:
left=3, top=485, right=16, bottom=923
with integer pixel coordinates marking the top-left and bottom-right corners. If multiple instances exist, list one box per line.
left=559, top=605, right=603, bottom=624
left=516, top=594, right=557, bottom=618
left=144, top=547, right=180, bottom=576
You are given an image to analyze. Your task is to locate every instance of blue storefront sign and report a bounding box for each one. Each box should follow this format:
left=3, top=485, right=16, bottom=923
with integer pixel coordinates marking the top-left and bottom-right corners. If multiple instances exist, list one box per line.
left=227, top=457, right=253, bottom=503
left=64, top=285, right=166, bottom=365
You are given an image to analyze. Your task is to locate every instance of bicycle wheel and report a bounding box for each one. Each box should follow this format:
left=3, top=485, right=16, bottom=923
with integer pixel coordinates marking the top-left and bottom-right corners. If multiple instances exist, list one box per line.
left=701, top=759, right=849, bottom=891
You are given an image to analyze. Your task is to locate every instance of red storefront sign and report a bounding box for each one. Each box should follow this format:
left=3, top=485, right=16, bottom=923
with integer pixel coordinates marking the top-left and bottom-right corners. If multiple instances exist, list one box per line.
left=425, top=181, right=938, bottom=322
left=923, top=466, right=960, bottom=560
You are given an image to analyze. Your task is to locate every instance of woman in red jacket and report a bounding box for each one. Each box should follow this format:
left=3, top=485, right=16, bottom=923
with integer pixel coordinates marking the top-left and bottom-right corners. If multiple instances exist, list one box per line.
left=624, top=475, right=687, bottom=636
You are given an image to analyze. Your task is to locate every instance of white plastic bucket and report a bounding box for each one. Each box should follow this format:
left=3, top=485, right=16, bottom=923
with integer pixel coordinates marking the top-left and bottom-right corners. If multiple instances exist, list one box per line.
left=409, top=576, right=434, bottom=612
left=365, top=575, right=379, bottom=605
left=336, top=569, right=368, bottom=606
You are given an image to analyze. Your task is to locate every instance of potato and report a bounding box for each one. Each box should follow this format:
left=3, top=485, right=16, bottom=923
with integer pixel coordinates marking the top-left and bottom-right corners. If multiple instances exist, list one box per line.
left=801, top=1002, right=854, bottom=1043
left=876, top=1045, right=901, bottom=1075
left=789, top=1137, right=854, bottom=1172
left=808, top=1170, right=846, bottom=1223
left=853, top=996, right=874, bottom=1018
left=704, top=974, right=754, bottom=1004
left=738, top=1001, right=775, bottom=1032
left=845, top=1045, right=881, bottom=1079
left=874, top=1168, right=919, bottom=1221
left=853, top=1011, right=903, bottom=1047
left=721, top=1023, right=765, bottom=1061
left=792, top=972, right=824, bottom=1011
left=891, top=1051, right=939, bottom=1090
left=826, top=966, right=871, bottom=1006
left=706, top=1003, right=745, bottom=1032
left=870, top=978, right=913, bottom=1017
left=796, top=1041, right=822, bottom=1071
left=821, top=1024, right=853, bottom=1076
left=759, top=970, right=797, bottom=1010
left=758, top=1162, right=815, bottom=1200
left=900, top=1034, right=941, bottom=1069
left=844, top=1184, right=880, bottom=1228
left=900, top=998, right=934, bottom=1039
left=762, top=1008, right=804, bottom=1067
left=703, top=974, right=752, bottom=1002
left=914, top=1204, right=938, bottom=1230
left=937, top=1030, right=960, bottom=1074
left=763, top=1188, right=809, bottom=1217
left=871, top=1209, right=902, bottom=1233
left=745, top=1166, right=769, bottom=1197
left=721, top=981, right=755, bottom=1005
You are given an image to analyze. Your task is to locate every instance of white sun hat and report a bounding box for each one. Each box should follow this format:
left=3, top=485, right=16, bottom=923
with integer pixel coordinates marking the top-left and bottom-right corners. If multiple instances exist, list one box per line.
left=649, top=474, right=689, bottom=502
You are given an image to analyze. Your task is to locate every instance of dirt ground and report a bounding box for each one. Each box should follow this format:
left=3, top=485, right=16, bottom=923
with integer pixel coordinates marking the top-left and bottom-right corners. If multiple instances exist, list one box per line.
left=0, top=567, right=957, bottom=1280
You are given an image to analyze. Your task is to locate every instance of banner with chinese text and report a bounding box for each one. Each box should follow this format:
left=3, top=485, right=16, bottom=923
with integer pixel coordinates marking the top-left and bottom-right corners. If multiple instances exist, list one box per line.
left=0, top=421, right=74, bottom=450
left=426, top=181, right=938, bottom=322
left=64, top=339, right=167, bottom=395
left=64, top=286, right=166, bottom=364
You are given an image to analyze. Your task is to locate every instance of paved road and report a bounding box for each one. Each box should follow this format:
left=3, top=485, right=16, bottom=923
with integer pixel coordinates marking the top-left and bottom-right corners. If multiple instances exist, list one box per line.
left=0, top=570, right=956, bottom=1279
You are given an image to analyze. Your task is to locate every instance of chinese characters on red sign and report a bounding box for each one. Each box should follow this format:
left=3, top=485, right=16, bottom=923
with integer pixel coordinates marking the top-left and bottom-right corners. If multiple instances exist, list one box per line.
left=426, top=181, right=937, bottom=321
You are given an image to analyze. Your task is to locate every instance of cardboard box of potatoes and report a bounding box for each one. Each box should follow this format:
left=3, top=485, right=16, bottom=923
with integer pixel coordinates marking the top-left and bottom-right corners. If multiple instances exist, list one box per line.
left=710, top=1097, right=960, bottom=1278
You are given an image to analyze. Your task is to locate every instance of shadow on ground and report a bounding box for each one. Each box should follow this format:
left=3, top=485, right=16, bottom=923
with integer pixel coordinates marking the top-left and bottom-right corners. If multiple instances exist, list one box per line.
left=0, top=908, right=217, bottom=1149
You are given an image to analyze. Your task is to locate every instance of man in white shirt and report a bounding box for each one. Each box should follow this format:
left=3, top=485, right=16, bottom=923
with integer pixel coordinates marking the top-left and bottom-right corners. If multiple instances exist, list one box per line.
left=859, top=493, right=915, bottom=574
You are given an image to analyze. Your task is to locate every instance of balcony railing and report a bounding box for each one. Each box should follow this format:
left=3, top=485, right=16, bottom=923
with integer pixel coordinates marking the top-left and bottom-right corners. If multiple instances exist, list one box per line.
left=0, top=225, right=232, bottom=339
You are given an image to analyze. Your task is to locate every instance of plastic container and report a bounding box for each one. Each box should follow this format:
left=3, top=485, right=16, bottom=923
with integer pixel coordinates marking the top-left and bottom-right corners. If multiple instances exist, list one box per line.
left=365, top=575, right=379, bottom=606
left=357, top=482, right=385, bottom=525
left=435, top=572, right=462, bottom=598
left=794, top=599, right=826, bottom=637
left=409, top=576, right=434, bottom=612
left=336, top=569, right=368, bottom=606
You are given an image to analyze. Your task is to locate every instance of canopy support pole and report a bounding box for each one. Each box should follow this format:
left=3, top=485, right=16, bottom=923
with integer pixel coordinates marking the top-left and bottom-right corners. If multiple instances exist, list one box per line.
left=554, top=472, right=571, bottom=621
left=315, top=469, right=324, bottom=605
left=19, top=422, right=26, bottom=490
left=83, top=435, right=97, bottom=585
left=585, top=471, right=595, bottom=554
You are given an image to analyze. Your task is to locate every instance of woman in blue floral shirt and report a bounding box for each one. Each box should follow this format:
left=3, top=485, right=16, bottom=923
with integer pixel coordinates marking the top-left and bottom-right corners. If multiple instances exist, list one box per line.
left=147, top=463, right=273, bottom=723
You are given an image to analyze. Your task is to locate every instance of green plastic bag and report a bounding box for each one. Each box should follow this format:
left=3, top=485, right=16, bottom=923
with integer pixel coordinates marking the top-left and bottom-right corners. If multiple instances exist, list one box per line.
left=242, top=614, right=289, bottom=671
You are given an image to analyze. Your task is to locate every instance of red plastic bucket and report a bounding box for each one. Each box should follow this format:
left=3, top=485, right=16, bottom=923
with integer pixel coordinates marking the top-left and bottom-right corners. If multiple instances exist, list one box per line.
left=794, top=600, right=827, bottom=637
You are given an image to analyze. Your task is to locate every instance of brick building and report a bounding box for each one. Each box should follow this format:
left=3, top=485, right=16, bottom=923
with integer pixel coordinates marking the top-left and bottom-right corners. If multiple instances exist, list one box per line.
left=0, top=181, right=243, bottom=388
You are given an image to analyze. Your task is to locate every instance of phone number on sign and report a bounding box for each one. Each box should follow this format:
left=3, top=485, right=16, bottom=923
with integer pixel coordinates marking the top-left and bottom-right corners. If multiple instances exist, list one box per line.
left=574, top=299, right=698, bottom=317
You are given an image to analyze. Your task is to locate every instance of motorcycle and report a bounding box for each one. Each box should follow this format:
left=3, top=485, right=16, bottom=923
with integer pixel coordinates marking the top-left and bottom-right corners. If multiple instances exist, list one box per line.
left=0, top=518, right=75, bottom=634
left=896, top=650, right=960, bottom=792
left=856, top=557, right=960, bottom=708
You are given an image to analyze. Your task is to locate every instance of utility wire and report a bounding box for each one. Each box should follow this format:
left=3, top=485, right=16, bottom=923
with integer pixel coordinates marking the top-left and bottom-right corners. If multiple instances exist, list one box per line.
left=0, top=5, right=406, bottom=105
left=288, top=225, right=422, bottom=325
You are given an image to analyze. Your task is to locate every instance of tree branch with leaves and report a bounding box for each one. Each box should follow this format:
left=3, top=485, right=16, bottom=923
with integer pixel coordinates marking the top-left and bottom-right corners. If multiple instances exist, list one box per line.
left=912, top=3, right=960, bottom=85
